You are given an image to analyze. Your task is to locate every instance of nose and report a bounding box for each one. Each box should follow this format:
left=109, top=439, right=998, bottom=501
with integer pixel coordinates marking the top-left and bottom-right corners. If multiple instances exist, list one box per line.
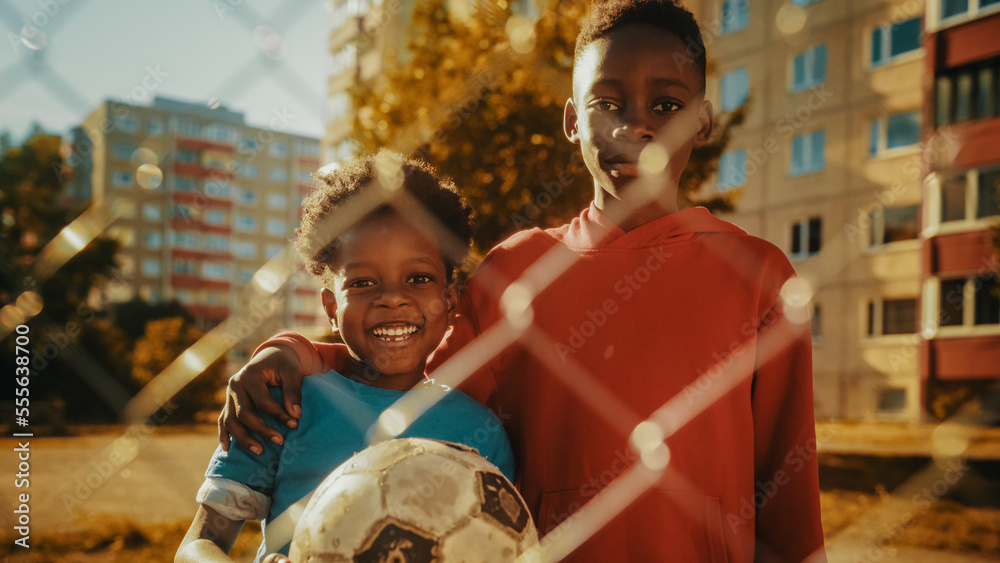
left=612, top=106, right=655, bottom=143
left=373, top=281, right=411, bottom=308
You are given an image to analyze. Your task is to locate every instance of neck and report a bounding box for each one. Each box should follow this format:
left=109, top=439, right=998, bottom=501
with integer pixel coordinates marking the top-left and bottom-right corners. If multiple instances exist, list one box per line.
left=594, top=186, right=679, bottom=232
left=345, top=358, right=424, bottom=391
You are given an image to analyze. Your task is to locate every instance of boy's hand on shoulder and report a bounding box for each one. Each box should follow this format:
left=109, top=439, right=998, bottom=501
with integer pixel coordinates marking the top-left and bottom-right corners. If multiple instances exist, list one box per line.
left=218, top=345, right=305, bottom=454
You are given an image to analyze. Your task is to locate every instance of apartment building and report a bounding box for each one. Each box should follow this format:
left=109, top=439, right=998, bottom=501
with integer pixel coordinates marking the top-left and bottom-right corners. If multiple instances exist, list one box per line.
left=919, top=0, right=1000, bottom=414
left=77, top=96, right=326, bottom=352
left=685, top=0, right=928, bottom=420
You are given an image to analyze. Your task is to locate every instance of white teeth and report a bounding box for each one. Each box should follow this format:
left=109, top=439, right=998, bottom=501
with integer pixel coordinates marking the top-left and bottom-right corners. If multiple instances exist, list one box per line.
left=371, top=325, right=419, bottom=339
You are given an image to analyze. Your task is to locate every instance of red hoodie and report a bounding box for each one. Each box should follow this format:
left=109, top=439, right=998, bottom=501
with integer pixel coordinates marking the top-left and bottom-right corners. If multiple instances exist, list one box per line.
left=262, top=204, right=826, bottom=562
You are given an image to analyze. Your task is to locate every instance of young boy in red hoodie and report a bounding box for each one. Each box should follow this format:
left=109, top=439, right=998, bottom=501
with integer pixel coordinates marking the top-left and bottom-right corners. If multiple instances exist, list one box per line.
left=219, top=1, right=826, bottom=561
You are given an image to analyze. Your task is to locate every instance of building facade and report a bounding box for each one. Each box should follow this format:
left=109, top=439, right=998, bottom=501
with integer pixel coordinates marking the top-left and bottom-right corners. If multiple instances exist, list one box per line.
left=688, top=0, right=929, bottom=420
left=919, top=0, right=1000, bottom=417
left=78, top=96, right=326, bottom=359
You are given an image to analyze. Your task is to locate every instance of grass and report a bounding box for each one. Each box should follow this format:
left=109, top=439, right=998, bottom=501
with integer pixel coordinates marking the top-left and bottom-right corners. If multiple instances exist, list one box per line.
left=2, top=491, right=997, bottom=560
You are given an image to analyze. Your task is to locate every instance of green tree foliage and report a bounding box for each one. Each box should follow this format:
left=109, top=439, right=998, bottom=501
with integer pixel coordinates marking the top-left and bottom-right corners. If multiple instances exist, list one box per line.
left=131, top=317, right=226, bottom=422
left=0, top=133, right=127, bottom=422
left=350, top=0, right=746, bottom=255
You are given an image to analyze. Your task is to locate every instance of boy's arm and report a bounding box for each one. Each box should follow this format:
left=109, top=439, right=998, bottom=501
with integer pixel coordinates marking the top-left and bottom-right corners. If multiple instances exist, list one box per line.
left=175, top=505, right=244, bottom=562
left=751, top=298, right=826, bottom=563
left=218, top=332, right=335, bottom=453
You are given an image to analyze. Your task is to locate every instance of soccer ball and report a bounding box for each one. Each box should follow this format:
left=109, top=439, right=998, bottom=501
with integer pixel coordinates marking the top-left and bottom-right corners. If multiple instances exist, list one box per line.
left=289, top=437, right=538, bottom=562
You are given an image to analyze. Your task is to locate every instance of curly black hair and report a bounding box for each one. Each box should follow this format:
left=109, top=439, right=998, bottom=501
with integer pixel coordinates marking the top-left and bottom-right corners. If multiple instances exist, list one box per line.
left=294, top=149, right=474, bottom=283
left=574, top=0, right=706, bottom=93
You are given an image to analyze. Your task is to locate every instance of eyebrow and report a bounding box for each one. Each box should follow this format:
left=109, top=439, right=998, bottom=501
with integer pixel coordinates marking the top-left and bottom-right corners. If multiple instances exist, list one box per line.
left=591, top=77, right=692, bottom=93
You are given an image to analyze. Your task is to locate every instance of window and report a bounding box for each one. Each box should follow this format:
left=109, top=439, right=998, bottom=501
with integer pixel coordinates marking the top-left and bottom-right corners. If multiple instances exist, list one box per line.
left=238, top=268, right=254, bottom=283
left=793, top=0, right=822, bottom=5
left=172, top=204, right=193, bottom=219
left=206, top=235, right=229, bottom=251
left=265, top=244, right=284, bottom=259
left=173, top=260, right=198, bottom=275
left=238, top=188, right=258, bottom=205
left=111, top=171, right=134, bottom=187
left=790, top=131, right=825, bottom=176
left=869, top=112, right=919, bottom=156
left=169, top=232, right=199, bottom=248
left=234, top=241, right=256, bottom=258
left=236, top=215, right=257, bottom=232
left=720, top=68, right=749, bottom=111
left=205, top=123, right=235, bottom=142
left=721, top=0, right=749, bottom=34
left=142, top=204, right=162, bottom=220
left=938, top=276, right=1000, bottom=326
left=790, top=217, right=822, bottom=258
left=871, top=17, right=921, bottom=67
left=203, top=263, right=231, bottom=280
left=868, top=298, right=917, bottom=336
left=939, top=167, right=1000, bottom=222
left=718, top=150, right=746, bottom=190
left=935, top=58, right=1000, bottom=125
left=269, top=167, right=288, bottom=182
left=297, top=170, right=314, bottom=182
left=175, top=291, right=192, bottom=303
left=141, top=259, right=161, bottom=277
left=144, top=231, right=163, bottom=249
left=147, top=120, right=164, bottom=136
left=239, top=163, right=259, bottom=178
left=206, top=210, right=225, bottom=225
left=114, top=116, right=139, bottom=134
left=295, top=139, right=320, bottom=156
left=240, top=137, right=260, bottom=154
left=266, top=219, right=286, bottom=235
left=174, top=177, right=197, bottom=192
left=173, top=118, right=202, bottom=137
left=942, top=0, right=1000, bottom=20
left=811, top=304, right=822, bottom=342
left=791, top=44, right=827, bottom=92
left=870, top=205, right=919, bottom=246
left=204, top=180, right=231, bottom=199
left=269, top=142, right=288, bottom=158
left=877, top=388, right=907, bottom=412
left=112, top=143, right=136, bottom=161
left=176, top=149, right=199, bottom=164
left=267, top=193, right=288, bottom=208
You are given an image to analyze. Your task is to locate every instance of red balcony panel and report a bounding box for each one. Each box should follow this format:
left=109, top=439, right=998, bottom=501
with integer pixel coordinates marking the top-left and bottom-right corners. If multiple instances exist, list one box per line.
left=176, top=138, right=235, bottom=154
left=294, top=287, right=318, bottom=296
left=934, top=15, right=1000, bottom=70
left=941, top=117, right=1000, bottom=171
left=171, top=191, right=233, bottom=209
left=922, top=335, right=1000, bottom=381
left=298, top=157, right=320, bottom=167
left=299, top=184, right=315, bottom=194
left=184, top=304, right=231, bottom=319
left=170, top=248, right=234, bottom=262
left=173, top=162, right=236, bottom=182
left=171, top=274, right=230, bottom=291
left=170, top=218, right=232, bottom=235
left=924, top=229, right=996, bottom=276
left=294, top=314, right=318, bottom=324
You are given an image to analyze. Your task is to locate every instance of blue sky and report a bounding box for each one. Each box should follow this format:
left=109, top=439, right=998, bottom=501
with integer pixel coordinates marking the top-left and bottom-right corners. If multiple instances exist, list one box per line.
left=0, top=0, right=328, bottom=141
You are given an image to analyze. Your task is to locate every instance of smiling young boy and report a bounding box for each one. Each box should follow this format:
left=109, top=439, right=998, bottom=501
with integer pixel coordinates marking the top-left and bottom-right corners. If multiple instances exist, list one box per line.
left=218, top=1, right=826, bottom=561
left=176, top=151, right=514, bottom=562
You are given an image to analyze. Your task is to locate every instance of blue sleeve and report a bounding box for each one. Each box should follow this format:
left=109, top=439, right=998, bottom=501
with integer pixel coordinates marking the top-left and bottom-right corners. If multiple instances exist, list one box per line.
left=207, top=388, right=291, bottom=492
left=454, top=395, right=517, bottom=483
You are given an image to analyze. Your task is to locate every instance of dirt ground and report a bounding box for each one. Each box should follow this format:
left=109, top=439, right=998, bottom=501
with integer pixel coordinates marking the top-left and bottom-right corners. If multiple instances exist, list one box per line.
left=1, top=425, right=998, bottom=562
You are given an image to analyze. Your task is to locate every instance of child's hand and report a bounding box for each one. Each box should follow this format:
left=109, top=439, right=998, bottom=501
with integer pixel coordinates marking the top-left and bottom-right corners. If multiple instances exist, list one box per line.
left=261, top=553, right=292, bottom=563
left=218, top=346, right=305, bottom=454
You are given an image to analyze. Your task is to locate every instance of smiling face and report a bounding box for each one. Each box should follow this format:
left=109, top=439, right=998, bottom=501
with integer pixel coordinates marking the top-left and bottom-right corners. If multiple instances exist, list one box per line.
left=320, top=211, right=457, bottom=390
left=565, top=23, right=713, bottom=226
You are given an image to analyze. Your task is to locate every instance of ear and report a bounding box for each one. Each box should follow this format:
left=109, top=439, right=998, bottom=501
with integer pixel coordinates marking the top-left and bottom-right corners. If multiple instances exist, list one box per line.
left=694, top=99, right=714, bottom=146
left=321, top=288, right=339, bottom=333
left=563, top=98, right=581, bottom=144
left=444, top=280, right=459, bottom=324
